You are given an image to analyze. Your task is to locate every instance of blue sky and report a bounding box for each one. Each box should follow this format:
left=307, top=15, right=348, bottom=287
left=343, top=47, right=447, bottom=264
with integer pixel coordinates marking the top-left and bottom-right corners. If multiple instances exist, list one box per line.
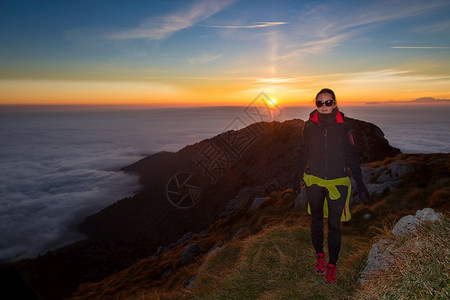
left=1, top=0, right=450, bottom=105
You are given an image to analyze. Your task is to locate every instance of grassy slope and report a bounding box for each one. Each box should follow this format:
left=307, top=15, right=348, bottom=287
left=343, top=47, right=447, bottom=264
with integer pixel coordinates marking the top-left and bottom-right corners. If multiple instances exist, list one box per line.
left=182, top=225, right=368, bottom=299
left=70, top=153, right=450, bottom=299
left=355, top=217, right=449, bottom=300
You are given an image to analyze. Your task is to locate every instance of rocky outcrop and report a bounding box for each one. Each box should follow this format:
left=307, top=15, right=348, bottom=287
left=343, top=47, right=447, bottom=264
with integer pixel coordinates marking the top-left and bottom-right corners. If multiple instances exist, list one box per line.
left=361, top=163, right=415, bottom=196
left=391, top=208, right=442, bottom=237
left=348, top=118, right=400, bottom=162
left=181, top=243, right=206, bottom=265
left=360, top=208, right=443, bottom=283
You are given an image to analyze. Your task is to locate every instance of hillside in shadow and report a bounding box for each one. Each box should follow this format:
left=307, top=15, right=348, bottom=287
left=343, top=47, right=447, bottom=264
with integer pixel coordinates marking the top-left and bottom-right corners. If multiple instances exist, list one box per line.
left=70, top=153, right=449, bottom=299
left=8, top=118, right=405, bottom=299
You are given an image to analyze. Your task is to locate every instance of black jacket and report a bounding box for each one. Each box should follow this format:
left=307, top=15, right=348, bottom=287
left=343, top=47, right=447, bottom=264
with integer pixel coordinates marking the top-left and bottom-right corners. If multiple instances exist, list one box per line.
left=294, top=109, right=363, bottom=182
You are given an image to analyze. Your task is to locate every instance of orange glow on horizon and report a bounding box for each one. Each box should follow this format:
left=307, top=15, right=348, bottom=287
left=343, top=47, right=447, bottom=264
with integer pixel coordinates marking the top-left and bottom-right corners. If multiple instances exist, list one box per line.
left=1, top=79, right=449, bottom=107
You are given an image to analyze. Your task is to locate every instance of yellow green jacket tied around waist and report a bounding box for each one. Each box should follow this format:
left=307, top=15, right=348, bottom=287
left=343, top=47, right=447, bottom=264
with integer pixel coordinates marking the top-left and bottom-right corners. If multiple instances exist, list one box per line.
left=303, top=173, right=351, bottom=221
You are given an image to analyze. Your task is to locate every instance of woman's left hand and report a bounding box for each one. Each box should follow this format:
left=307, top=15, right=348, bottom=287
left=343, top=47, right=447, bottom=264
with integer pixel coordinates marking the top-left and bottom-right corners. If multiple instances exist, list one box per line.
left=355, top=178, right=370, bottom=203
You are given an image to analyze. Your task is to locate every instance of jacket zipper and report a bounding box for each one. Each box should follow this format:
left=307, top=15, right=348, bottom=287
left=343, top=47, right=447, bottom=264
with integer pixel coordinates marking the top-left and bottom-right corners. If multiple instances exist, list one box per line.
left=324, top=128, right=328, bottom=179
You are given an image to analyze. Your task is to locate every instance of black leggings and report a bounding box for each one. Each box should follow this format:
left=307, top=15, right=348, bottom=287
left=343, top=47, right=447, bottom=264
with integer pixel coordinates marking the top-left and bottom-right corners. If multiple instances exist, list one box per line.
left=306, top=184, right=348, bottom=265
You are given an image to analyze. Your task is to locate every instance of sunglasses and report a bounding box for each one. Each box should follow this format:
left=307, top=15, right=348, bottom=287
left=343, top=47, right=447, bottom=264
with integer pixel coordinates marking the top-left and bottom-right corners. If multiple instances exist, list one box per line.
left=316, top=100, right=334, bottom=107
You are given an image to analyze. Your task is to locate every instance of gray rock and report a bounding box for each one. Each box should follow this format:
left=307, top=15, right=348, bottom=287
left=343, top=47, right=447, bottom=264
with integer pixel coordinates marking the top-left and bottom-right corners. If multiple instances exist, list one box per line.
left=223, top=186, right=266, bottom=215
left=219, top=207, right=235, bottom=218
left=161, top=263, right=175, bottom=278
left=182, top=232, right=193, bottom=241
left=207, top=245, right=222, bottom=257
left=416, top=207, right=442, bottom=222
left=363, top=213, right=371, bottom=220
left=250, top=197, right=270, bottom=210
left=181, top=243, right=204, bottom=265
left=157, top=246, right=169, bottom=255
left=390, top=164, right=414, bottom=180
left=184, top=274, right=198, bottom=289
left=360, top=208, right=442, bottom=283
left=360, top=163, right=414, bottom=197
left=294, top=188, right=307, bottom=209
left=392, top=208, right=442, bottom=237
left=365, top=182, right=392, bottom=196
left=282, top=192, right=291, bottom=200
left=231, top=229, right=247, bottom=240
left=168, top=240, right=179, bottom=249
left=375, top=167, right=392, bottom=183
left=392, top=215, right=418, bottom=237
left=360, top=239, right=394, bottom=283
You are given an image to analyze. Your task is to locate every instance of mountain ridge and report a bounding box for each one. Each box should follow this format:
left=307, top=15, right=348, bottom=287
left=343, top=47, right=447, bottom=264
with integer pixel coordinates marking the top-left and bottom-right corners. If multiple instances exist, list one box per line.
left=7, top=117, right=402, bottom=299
left=366, top=96, right=450, bottom=104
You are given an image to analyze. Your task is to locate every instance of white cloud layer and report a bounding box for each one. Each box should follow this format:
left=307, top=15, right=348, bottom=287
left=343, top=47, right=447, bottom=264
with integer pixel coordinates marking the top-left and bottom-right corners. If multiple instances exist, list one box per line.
left=0, top=107, right=243, bottom=261
left=0, top=113, right=147, bottom=261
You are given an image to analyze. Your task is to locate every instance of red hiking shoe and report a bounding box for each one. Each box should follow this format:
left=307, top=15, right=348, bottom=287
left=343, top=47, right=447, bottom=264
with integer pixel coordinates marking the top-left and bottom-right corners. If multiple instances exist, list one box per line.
left=325, top=264, right=337, bottom=284
left=315, top=253, right=326, bottom=275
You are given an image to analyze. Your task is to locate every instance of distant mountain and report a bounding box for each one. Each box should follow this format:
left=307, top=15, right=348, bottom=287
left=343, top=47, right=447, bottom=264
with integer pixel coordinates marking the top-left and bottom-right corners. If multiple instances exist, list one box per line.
left=411, top=97, right=450, bottom=103
left=367, top=97, right=450, bottom=104
left=8, top=117, right=401, bottom=300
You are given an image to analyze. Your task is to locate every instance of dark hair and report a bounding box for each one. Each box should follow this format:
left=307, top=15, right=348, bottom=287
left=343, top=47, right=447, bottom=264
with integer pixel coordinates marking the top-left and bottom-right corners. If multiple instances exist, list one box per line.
left=315, top=88, right=336, bottom=101
left=315, top=88, right=339, bottom=110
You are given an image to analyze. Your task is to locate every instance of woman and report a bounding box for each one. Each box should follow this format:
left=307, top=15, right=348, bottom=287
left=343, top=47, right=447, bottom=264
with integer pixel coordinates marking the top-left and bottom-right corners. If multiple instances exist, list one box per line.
left=293, top=88, right=369, bottom=284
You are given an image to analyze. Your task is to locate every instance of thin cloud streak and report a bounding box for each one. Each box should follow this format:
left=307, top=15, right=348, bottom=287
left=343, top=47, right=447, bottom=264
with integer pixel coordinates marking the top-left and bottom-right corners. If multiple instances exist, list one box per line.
left=275, top=0, right=450, bottom=62
left=4, top=0, right=449, bottom=103
left=391, top=46, right=450, bottom=49
left=188, top=54, right=223, bottom=64
left=336, top=0, right=450, bottom=32
left=202, top=21, right=288, bottom=29
left=276, top=32, right=353, bottom=61
left=105, top=0, right=236, bottom=40
left=415, top=18, right=450, bottom=34
left=314, top=69, right=450, bottom=83
left=256, top=77, right=297, bottom=84
left=247, top=69, right=450, bottom=98
left=330, top=69, right=450, bottom=88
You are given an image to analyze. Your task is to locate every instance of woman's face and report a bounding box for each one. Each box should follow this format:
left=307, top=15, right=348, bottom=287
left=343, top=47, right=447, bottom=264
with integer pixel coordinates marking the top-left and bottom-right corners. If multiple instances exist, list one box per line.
left=316, top=93, right=336, bottom=114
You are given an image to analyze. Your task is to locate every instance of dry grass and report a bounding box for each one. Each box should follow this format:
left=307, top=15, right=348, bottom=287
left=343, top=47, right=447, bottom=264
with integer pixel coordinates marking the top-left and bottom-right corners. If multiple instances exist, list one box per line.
left=166, top=224, right=370, bottom=300
left=354, top=216, right=450, bottom=300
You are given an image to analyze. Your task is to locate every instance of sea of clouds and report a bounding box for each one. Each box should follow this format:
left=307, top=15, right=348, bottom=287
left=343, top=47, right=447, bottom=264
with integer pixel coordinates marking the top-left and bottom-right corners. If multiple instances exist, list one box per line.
left=0, top=107, right=250, bottom=261
left=0, top=104, right=449, bottom=262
